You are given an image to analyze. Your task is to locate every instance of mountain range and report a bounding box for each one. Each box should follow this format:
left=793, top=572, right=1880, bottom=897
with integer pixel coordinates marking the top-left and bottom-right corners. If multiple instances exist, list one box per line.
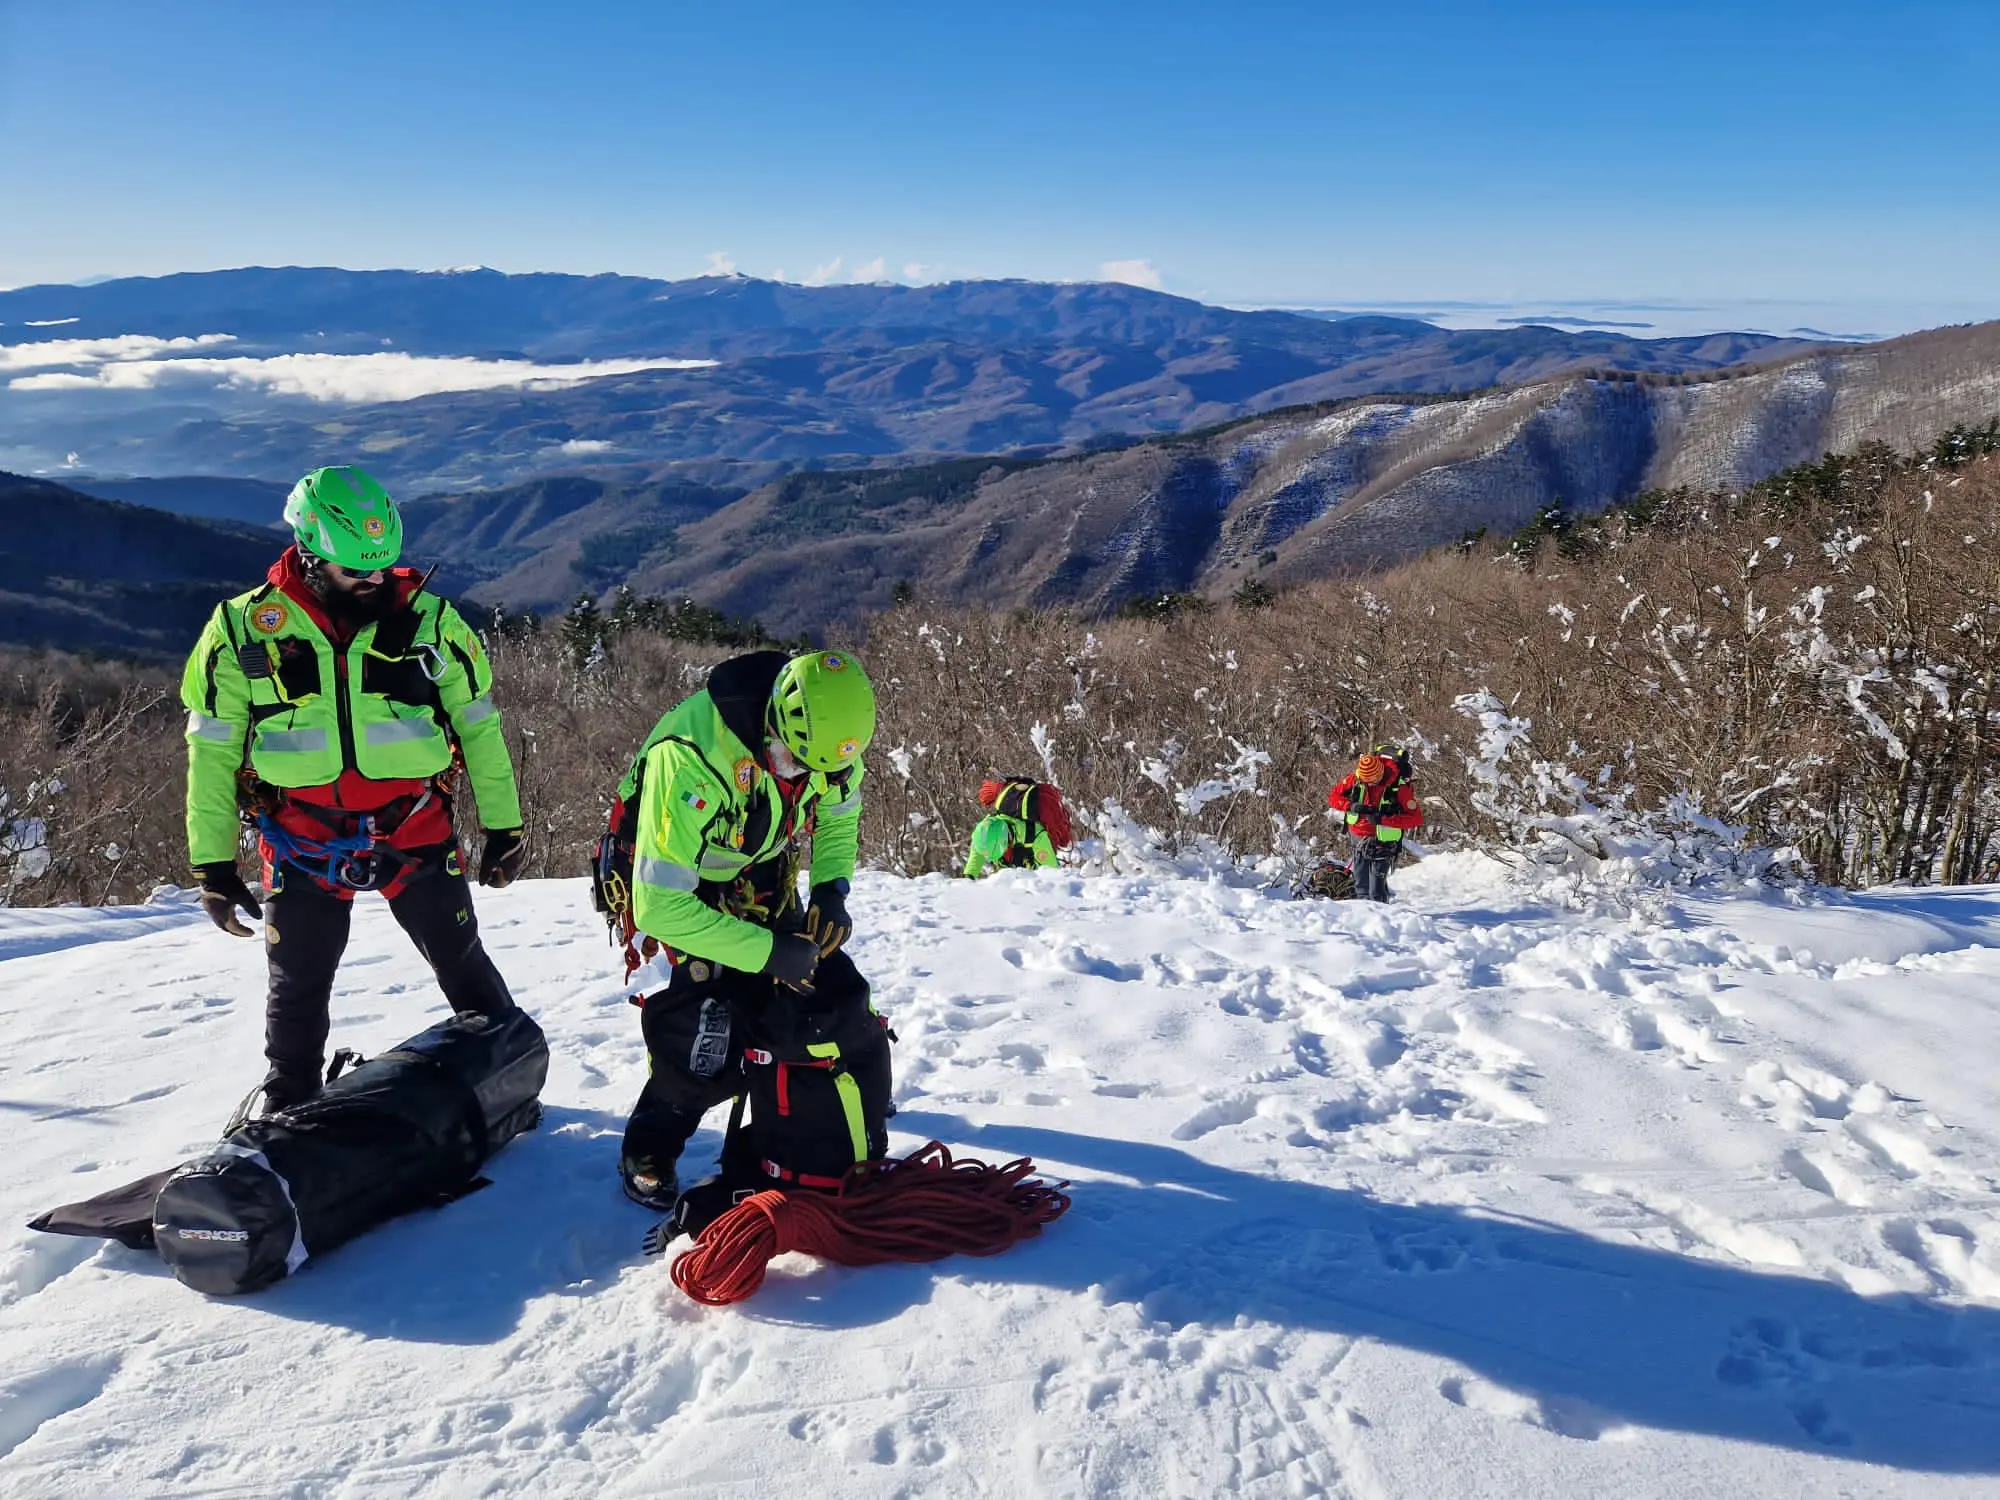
left=6, top=317, right=1996, bottom=653
left=417, top=320, right=2000, bottom=634
left=0, top=473, right=275, bottom=658
left=5, top=269, right=1996, bottom=654
left=0, top=268, right=1817, bottom=491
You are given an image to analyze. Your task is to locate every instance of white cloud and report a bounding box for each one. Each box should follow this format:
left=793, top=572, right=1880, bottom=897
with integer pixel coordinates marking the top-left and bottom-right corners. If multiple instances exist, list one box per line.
left=555, top=438, right=615, bottom=456
left=8, top=350, right=717, bottom=404
left=850, top=257, right=887, bottom=283
left=705, top=251, right=738, bottom=276
left=0, top=332, right=234, bottom=371
left=903, top=263, right=934, bottom=282
left=804, top=256, right=843, bottom=286
left=25, top=317, right=80, bottom=328
left=1100, top=258, right=1165, bottom=291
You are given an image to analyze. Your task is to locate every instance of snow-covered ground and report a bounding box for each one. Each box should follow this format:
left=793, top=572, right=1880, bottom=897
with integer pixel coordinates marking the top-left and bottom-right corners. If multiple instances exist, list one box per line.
left=3, top=854, right=1999, bottom=1497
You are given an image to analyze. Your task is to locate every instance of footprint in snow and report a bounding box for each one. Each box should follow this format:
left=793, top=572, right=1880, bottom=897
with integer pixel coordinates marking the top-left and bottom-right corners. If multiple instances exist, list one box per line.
left=1440, top=1374, right=1630, bottom=1441
left=1172, top=1094, right=1259, bottom=1140
left=0, top=1357, right=120, bottom=1461
left=0, top=1233, right=101, bottom=1310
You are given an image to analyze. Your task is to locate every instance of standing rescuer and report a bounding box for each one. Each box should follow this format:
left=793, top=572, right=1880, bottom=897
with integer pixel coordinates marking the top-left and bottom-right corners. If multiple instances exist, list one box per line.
left=599, top=648, right=890, bottom=1212
left=1327, top=749, right=1423, bottom=902
left=181, top=466, right=528, bottom=1116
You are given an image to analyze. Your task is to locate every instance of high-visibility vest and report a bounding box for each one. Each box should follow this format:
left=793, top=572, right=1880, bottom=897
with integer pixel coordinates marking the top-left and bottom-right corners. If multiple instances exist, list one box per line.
left=180, top=583, right=519, bottom=865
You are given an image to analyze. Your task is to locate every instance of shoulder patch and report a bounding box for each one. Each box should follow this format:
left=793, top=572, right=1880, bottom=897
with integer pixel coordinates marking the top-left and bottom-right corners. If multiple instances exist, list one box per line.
left=733, top=757, right=756, bottom=792
left=250, top=600, right=290, bottom=635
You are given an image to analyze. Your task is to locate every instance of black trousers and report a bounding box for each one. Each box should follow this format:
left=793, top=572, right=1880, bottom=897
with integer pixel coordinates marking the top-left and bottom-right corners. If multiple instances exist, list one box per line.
left=263, top=846, right=516, bottom=1082
left=1352, top=839, right=1397, bottom=902
left=621, top=946, right=890, bottom=1172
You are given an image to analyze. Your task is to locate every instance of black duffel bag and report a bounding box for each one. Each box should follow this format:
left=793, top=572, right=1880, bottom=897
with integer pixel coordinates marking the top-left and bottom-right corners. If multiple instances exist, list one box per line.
left=150, top=1008, right=547, bottom=1295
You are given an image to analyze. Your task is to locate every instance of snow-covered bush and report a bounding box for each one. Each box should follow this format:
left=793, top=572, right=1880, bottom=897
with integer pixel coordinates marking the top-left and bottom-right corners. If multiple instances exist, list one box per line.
left=1454, top=690, right=1800, bottom=892
left=0, top=672, right=180, bottom=906
left=2, top=440, right=1995, bottom=903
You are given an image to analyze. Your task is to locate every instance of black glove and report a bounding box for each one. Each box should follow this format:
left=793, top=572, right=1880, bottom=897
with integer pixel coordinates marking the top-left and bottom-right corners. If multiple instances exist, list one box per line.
left=195, top=862, right=263, bottom=938
left=478, top=828, right=525, bottom=888
left=760, top=932, right=821, bottom=988
left=803, top=880, right=852, bottom=958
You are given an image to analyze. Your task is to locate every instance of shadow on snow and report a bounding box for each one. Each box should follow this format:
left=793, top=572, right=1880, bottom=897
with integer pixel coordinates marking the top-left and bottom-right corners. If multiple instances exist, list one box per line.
left=751, top=1114, right=2000, bottom=1475
left=232, top=1104, right=658, bottom=1345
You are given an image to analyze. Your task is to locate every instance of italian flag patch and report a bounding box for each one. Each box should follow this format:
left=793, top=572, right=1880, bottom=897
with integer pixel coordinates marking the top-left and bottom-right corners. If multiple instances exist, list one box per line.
left=682, top=792, right=708, bottom=811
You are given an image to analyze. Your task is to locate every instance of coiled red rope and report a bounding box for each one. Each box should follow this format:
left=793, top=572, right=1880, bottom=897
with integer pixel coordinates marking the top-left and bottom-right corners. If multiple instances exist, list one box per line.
left=670, top=1140, right=1071, bottom=1305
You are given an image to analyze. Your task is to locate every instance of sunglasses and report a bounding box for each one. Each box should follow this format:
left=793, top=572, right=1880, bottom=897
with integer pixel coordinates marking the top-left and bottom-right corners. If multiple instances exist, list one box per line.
left=325, top=563, right=387, bottom=585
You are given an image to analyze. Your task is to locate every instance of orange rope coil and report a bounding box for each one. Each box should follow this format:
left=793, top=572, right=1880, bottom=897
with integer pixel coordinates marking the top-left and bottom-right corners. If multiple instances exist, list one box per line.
left=670, top=1140, right=1072, bottom=1305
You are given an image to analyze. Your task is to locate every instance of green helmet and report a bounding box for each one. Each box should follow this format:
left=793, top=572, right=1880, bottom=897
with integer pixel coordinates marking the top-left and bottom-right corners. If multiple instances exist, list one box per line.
left=769, top=650, right=876, bottom=772
left=283, top=466, right=403, bottom=571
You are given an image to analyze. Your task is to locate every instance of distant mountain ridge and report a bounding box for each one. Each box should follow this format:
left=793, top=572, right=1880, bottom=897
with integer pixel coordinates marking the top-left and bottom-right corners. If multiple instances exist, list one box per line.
left=455, top=319, right=1999, bottom=635
left=0, top=268, right=1806, bottom=363
left=0, top=473, right=276, bottom=658
left=0, top=268, right=1821, bottom=491
left=62, top=474, right=290, bottom=528
left=0, top=321, right=1992, bottom=660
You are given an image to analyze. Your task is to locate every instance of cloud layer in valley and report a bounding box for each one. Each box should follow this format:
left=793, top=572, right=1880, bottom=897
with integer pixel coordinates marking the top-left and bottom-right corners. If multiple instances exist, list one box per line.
left=1, top=335, right=716, bottom=403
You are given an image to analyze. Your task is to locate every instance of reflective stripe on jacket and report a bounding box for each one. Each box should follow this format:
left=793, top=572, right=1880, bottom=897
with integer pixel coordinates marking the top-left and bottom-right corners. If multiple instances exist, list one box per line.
left=179, top=560, right=520, bottom=866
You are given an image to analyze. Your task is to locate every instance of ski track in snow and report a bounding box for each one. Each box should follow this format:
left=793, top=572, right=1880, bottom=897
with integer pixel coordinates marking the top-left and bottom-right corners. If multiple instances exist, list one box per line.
left=2, top=858, right=1999, bottom=1497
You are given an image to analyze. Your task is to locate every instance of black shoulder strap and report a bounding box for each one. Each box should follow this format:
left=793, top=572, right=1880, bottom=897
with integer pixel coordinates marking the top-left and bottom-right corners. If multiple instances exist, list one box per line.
left=996, top=778, right=1041, bottom=840
left=369, top=606, right=424, bottom=658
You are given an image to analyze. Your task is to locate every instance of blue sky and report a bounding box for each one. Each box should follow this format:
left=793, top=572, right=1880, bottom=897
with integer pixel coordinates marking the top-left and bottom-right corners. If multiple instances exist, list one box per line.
left=2, top=0, right=1995, bottom=330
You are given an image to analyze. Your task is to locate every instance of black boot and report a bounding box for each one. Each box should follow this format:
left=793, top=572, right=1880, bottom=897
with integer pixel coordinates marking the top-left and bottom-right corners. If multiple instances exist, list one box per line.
left=619, top=1089, right=704, bottom=1211
left=619, top=1155, right=681, bottom=1212
left=223, top=1067, right=321, bottom=1135
left=257, top=1066, right=321, bottom=1115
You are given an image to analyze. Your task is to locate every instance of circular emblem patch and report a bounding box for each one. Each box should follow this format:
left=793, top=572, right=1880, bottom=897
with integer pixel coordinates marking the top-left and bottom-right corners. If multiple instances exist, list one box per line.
left=251, top=601, right=290, bottom=634
left=363, top=516, right=387, bottom=539
left=837, top=738, right=860, bottom=762
left=822, top=653, right=846, bottom=671
left=734, top=757, right=755, bottom=792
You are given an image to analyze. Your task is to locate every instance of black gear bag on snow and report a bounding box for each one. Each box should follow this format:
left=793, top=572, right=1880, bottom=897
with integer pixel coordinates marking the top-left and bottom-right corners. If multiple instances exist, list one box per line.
left=152, top=1008, right=547, bottom=1294
left=32, top=1008, right=547, bottom=1296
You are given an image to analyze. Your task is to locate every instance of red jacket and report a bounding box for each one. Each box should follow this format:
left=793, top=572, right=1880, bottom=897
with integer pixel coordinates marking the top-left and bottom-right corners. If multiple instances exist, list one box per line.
left=1328, top=761, right=1423, bottom=839
left=259, top=550, right=457, bottom=874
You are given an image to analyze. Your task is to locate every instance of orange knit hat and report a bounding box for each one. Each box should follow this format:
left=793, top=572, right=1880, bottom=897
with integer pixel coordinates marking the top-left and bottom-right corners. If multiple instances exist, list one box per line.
left=1356, top=753, right=1387, bottom=786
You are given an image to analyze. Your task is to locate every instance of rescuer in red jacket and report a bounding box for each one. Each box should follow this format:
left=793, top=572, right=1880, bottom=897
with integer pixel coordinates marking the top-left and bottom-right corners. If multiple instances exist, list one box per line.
left=1327, top=750, right=1423, bottom=901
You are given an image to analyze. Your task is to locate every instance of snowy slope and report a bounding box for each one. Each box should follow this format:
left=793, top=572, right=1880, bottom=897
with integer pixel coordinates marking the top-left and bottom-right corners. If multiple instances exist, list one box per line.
left=2, top=857, right=1999, bottom=1498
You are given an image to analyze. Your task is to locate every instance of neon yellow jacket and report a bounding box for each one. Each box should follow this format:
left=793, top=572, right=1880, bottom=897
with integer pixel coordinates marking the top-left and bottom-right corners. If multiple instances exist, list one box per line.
left=622, top=653, right=863, bottom=972
left=963, top=812, right=1057, bottom=877
left=179, top=566, right=520, bottom=866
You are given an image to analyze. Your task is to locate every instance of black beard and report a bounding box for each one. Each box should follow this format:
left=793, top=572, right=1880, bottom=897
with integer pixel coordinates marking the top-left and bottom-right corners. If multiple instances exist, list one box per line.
left=318, top=581, right=400, bottom=625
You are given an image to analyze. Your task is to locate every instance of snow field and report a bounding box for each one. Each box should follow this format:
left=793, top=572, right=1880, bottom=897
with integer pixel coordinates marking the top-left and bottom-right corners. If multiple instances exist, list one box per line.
left=1, top=854, right=1998, bottom=1497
